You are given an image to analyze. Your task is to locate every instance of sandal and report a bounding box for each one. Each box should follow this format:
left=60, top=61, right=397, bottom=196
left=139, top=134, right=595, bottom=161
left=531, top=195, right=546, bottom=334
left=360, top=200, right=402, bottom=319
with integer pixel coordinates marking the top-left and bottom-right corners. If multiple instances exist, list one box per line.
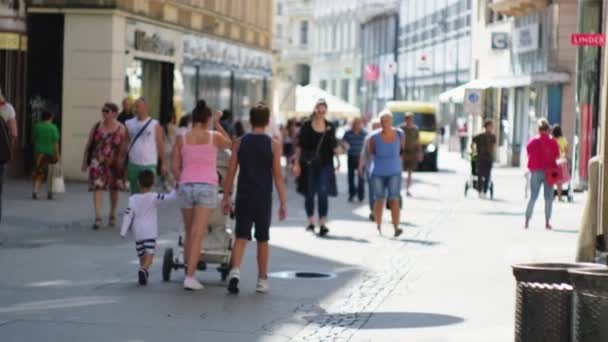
left=92, top=218, right=102, bottom=230
left=108, top=215, right=117, bottom=227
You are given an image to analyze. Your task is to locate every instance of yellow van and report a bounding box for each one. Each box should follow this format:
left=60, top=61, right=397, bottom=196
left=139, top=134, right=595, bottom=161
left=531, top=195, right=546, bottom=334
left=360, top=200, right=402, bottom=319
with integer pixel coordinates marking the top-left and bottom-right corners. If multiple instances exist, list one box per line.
left=386, top=101, right=438, bottom=171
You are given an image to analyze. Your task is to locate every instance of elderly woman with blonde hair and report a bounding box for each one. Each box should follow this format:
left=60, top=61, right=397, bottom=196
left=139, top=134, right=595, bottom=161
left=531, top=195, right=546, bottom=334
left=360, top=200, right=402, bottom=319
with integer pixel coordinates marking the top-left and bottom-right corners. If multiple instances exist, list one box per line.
left=368, top=110, right=405, bottom=237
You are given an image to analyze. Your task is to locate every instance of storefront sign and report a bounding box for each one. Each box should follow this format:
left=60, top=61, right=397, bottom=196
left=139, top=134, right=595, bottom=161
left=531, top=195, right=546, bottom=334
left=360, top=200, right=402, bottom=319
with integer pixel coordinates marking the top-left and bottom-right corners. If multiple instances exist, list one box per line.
left=464, top=89, right=484, bottom=116
left=134, top=30, right=175, bottom=56
left=417, top=53, right=431, bottom=71
left=513, top=23, right=539, bottom=54
left=571, top=33, right=605, bottom=46
left=126, top=21, right=181, bottom=62
left=491, top=32, right=509, bottom=50
left=182, top=34, right=272, bottom=74
left=0, top=32, right=19, bottom=50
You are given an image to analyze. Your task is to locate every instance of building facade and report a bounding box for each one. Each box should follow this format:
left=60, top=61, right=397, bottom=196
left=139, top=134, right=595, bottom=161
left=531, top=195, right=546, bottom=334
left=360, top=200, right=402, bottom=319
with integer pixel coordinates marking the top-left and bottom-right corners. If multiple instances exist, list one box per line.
left=490, top=0, right=578, bottom=168
left=26, top=0, right=273, bottom=179
left=0, top=0, right=26, bottom=175
left=359, top=0, right=399, bottom=117
left=310, top=0, right=361, bottom=108
left=272, top=0, right=313, bottom=115
left=398, top=0, right=472, bottom=104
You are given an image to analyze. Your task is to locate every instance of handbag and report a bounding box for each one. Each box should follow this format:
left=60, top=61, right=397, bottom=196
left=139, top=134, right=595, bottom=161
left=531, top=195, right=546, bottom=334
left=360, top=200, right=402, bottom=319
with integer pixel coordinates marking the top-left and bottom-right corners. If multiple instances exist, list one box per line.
left=86, top=122, right=100, bottom=166
left=48, top=163, right=66, bottom=194
left=301, top=124, right=328, bottom=168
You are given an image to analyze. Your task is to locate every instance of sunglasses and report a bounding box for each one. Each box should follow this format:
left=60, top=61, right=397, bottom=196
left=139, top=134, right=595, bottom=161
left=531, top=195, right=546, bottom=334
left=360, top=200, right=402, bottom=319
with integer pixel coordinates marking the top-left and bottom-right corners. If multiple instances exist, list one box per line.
left=102, top=108, right=111, bottom=113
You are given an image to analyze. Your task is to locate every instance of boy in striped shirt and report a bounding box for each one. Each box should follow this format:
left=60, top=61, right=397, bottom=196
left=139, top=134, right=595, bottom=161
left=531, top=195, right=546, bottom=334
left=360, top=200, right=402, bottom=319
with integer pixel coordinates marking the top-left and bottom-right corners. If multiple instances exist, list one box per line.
left=121, top=170, right=176, bottom=285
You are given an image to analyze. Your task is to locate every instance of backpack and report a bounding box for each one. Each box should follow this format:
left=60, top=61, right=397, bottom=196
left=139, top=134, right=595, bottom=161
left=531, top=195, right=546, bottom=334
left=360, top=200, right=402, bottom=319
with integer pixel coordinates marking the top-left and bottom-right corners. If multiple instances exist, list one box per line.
left=0, top=117, right=11, bottom=164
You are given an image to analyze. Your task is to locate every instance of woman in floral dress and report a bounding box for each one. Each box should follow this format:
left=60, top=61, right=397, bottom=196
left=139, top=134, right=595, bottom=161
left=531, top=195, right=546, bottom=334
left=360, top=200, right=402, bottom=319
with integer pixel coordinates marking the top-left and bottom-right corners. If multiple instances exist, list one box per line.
left=82, top=102, right=128, bottom=230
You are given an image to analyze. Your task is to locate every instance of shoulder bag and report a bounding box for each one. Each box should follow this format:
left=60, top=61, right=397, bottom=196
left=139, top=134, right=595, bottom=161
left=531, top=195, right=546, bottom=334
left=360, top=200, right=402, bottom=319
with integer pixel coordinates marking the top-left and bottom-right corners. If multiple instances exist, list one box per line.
left=86, top=122, right=101, bottom=166
left=125, top=118, right=153, bottom=167
left=300, top=124, right=328, bottom=169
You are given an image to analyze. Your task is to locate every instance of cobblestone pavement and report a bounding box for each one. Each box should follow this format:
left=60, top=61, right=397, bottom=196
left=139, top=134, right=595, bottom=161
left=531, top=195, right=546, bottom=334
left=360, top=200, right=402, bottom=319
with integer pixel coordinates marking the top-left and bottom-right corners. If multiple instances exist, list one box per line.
left=0, top=150, right=582, bottom=341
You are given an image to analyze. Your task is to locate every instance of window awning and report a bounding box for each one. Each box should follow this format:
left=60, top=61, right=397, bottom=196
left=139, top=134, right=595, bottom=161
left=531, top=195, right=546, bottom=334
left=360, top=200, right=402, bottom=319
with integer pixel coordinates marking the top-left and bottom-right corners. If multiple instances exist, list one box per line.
left=438, top=72, right=570, bottom=103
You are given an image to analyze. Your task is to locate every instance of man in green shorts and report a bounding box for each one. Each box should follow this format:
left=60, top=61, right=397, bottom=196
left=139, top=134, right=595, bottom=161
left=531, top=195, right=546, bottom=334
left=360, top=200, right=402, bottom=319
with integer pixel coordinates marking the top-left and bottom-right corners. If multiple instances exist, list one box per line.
left=125, top=98, right=165, bottom=193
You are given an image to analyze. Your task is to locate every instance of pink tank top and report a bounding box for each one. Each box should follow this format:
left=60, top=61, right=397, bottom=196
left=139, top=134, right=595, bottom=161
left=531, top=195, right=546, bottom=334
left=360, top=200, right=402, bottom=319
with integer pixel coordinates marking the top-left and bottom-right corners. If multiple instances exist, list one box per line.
left=179, top=132, right=218, bottom=185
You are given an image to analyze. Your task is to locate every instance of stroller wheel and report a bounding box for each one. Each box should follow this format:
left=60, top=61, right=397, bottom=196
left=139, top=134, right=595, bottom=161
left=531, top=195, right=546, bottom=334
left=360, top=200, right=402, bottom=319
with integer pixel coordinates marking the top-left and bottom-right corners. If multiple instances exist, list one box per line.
left=162, top=248, right=174, bottom=282
left=219, top=264, right=231, bottom=282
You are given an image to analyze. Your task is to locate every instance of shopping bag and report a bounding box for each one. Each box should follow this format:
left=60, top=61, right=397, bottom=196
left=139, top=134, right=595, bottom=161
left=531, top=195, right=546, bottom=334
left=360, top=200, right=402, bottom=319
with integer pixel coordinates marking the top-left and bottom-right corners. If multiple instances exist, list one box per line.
left=49, top=164, right=66, bottom=194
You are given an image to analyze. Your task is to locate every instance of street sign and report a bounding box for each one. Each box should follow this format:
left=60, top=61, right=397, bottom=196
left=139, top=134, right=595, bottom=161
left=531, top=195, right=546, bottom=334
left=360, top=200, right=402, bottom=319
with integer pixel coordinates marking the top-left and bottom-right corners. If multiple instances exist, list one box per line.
left=571, top=33, right=605, bottom=46
left=464, top=89, right=484, bottom=116
left=491, top=32, right=509, bottom=50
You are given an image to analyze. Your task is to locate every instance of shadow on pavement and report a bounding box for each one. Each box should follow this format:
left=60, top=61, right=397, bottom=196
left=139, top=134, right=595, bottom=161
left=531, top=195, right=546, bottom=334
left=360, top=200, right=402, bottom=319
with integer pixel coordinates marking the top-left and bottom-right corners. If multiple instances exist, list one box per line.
left=399, top=222, right=419, bottom=228
left=319, top=235, right=370, bottom=244
left=552, top=229, right=579, bottom=234
left=398, top=238, right=440, bottom=247
left=305, top=312, right=464, bottom=329
left=480, top=211, right=524, bottom=217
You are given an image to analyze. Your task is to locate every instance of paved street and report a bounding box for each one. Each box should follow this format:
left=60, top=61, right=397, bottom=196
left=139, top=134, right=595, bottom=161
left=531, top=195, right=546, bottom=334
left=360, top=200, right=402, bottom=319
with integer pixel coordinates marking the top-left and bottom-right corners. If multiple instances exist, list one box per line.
left=0, top=149, right=582, bottom=341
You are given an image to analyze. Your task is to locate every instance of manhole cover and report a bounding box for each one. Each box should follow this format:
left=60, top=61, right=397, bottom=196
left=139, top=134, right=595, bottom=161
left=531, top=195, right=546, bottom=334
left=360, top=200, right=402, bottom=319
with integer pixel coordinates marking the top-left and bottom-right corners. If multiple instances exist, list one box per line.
left=269, top=271, right=336, bottom=280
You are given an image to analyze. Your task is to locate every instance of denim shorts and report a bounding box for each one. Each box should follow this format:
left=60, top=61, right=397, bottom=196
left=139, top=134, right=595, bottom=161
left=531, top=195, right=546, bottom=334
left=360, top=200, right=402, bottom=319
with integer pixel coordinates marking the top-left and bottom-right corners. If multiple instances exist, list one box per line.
left=371, top=174, right=402, bottom=200
left=178, top=183, right=218, bottom=209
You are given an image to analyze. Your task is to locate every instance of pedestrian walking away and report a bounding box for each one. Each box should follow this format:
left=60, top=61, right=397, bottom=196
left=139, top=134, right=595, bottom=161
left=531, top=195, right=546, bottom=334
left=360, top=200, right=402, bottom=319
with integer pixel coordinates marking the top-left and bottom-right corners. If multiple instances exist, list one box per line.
left=400, top=112, right=422, bottom=197
left=472, top=120, right=497, bottom=199
left=32, top=110, right=60, bottom=200
left=81, top=102, right=128, bottom=230
left=0, top=89, right=17, bottom=224
left=369, top=110, right=404, bottom=237
left=120, top=170, right=176, bottom=286
left=125, top=98, right=166, bottom=194
left=117, top=97, right=134, bottom=125
left=222, top=103, right=287, bottom=295
left=171, top=100, right=232, bottom=291
left=342, top=118, right=367, bottom=203
left=293, top=99, right=339, bottom=237
left=359, top=119, right=381, bottom=222
left=525, top=119, right=560, bottom=230
left=551, top=125, right=569, bottom=202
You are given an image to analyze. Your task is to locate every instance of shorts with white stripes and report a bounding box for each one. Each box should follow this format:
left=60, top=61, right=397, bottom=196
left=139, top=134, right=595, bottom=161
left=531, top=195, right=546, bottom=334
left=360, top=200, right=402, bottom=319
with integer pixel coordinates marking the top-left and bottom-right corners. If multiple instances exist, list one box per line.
left=135, top=239, right=156, bottom=257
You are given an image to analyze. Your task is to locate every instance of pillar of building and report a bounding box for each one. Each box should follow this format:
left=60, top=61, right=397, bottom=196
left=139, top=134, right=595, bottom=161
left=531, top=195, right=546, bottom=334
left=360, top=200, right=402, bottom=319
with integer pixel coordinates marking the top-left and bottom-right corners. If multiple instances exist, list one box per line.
left=62, top=12, right=126, bottom=180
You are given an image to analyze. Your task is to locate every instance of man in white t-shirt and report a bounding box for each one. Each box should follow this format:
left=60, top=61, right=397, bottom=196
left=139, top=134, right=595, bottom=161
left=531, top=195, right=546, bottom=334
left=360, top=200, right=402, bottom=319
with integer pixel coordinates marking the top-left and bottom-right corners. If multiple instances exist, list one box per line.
left=0, top=90, right=17, bottom=224
left=125, top=98, right=165, bottom=194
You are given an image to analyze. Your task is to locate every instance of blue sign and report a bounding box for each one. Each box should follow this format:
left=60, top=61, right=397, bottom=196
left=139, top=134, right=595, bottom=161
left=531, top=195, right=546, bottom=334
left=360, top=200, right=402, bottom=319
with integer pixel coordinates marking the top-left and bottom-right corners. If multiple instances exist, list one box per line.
left=468, top=92, right=480, bottom=104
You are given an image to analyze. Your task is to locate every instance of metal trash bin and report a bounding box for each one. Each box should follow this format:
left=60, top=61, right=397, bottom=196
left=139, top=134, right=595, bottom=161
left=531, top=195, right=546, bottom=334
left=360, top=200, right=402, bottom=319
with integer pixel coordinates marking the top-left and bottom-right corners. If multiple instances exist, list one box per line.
left=569, top=268, right=608, bottom=342
left=513, top=263, right=603, bottom=342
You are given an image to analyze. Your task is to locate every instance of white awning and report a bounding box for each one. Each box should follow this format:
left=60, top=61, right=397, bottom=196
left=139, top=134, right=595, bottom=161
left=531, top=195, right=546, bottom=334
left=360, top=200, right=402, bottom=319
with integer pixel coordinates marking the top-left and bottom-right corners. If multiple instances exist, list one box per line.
left=286, top=85, right=361, bottom=120
left=437, top=72, right=570, bottom=103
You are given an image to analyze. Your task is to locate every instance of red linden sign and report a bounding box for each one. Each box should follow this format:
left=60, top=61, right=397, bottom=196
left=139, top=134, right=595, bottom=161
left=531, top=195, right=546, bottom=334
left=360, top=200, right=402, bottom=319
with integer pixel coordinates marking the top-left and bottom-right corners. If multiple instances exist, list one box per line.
left=571, top=33, right=606, bottom=46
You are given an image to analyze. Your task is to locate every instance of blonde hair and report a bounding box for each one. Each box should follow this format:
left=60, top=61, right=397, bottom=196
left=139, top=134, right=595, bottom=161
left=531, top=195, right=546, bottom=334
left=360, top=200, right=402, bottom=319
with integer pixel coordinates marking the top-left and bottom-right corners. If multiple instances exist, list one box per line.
left=537, top=118, right=550, bottom=132
left=379, top=110, right=393, bottom=120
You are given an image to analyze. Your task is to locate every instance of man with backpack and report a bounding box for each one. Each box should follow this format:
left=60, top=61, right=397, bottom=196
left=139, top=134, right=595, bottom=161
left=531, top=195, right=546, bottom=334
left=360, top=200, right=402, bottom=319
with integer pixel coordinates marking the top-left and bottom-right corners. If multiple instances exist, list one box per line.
left=0, top=89, right=18, bottom=223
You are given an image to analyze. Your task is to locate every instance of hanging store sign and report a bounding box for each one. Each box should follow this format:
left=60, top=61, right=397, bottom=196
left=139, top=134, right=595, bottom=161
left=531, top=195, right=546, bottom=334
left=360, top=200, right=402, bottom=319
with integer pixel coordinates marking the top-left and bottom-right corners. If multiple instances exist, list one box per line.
left=417, top=53, right=431, bottom=71
left=364, top=64, right=379, bottom=82
left=513, top=23, right=539, bottom=54
left=491, top=32, right=509, bottom=50
left=571, top=33, right=605, bottom=46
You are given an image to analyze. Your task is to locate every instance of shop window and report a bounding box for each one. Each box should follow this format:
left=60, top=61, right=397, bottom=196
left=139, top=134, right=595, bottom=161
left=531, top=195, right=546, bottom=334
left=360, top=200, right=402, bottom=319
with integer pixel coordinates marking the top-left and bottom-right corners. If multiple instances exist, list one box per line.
left=300, top=20, right=309, bottom=46
left=320, top=80, right=327, bottom=91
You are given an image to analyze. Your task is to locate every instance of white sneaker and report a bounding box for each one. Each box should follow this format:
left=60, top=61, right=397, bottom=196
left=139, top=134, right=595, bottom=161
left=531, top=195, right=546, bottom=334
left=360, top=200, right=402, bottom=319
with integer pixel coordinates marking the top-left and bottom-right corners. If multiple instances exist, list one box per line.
left=227, top=268, right=241, bottom=294
left=256, top=278, right=270, bottom=293
left=183, top=277, right=205, bottom=291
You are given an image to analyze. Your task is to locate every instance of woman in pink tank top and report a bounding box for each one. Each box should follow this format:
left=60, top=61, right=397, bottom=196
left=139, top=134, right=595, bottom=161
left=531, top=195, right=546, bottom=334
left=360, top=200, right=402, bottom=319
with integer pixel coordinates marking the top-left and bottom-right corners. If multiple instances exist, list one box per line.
left=171, top=100, right=231, bottom=291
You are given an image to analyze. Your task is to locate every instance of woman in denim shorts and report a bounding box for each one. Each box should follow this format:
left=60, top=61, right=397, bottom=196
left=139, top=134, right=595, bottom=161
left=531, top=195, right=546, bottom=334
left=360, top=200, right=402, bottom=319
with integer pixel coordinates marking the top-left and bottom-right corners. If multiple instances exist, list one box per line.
left=171, top=100, right=231, bottom=291
left=369, top=110, right=404, bottom=237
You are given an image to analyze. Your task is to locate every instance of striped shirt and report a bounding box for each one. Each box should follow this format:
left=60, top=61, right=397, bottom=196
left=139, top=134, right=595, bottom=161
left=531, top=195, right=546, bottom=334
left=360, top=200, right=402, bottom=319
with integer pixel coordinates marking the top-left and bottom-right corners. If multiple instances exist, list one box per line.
left=343, top=129, right=367, bottom=157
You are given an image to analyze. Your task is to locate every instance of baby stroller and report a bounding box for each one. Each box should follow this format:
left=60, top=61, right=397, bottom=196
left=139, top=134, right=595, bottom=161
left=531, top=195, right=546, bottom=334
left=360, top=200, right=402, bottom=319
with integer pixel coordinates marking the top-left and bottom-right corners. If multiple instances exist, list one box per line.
left=464, top=154, right=494, bottom=200
left=162, top=148, right=234, bottom=282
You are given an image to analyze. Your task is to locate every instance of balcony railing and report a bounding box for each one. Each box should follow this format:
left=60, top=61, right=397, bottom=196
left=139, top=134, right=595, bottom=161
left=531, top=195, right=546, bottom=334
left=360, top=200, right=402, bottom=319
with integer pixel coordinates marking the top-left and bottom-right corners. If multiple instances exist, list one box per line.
left=28, top=0, right=117, bottom=7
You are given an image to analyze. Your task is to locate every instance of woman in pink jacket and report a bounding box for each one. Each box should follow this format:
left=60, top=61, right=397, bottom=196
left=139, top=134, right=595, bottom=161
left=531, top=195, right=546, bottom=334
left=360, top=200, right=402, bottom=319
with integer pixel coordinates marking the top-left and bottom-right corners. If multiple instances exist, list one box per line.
left=525, top=119, right=560, bottom=229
